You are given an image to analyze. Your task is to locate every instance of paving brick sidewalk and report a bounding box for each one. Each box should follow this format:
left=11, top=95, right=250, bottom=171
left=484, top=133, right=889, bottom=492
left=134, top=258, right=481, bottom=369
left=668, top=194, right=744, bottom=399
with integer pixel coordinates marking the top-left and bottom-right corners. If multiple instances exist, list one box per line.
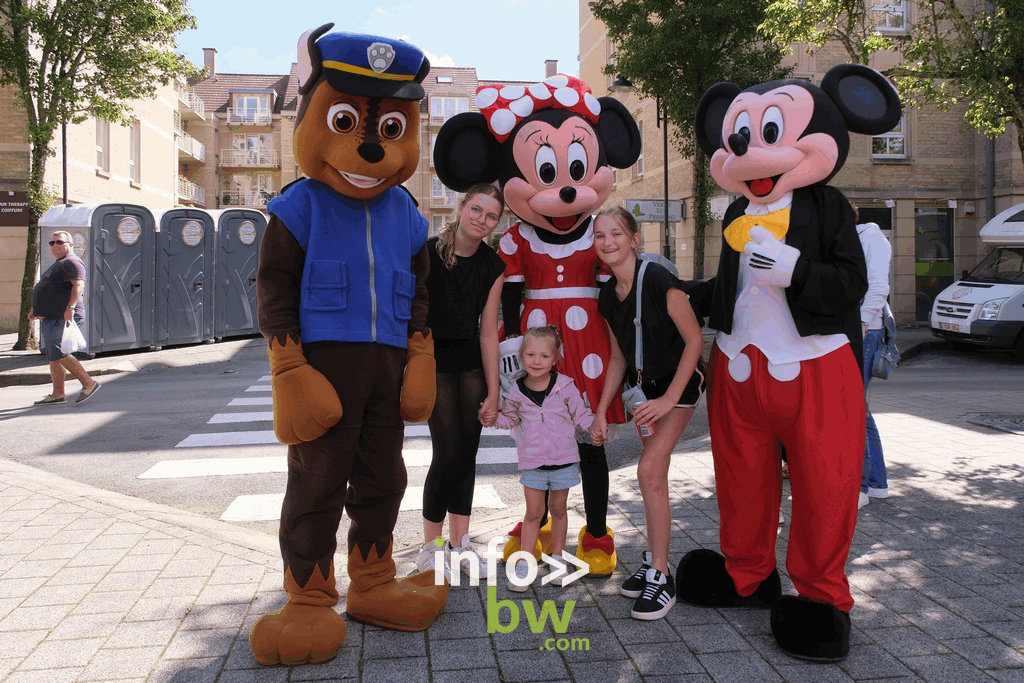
left=2, top=367, right=1023, bottom=682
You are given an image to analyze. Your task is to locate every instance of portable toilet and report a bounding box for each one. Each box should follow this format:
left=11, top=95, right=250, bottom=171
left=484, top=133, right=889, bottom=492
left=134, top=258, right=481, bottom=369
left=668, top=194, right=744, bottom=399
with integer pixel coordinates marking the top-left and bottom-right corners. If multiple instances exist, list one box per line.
left=38, top=203, right=156, bottom=353
left=208, top=208, right=266, bottom=340
left=153, top=208, right=215, bottom=348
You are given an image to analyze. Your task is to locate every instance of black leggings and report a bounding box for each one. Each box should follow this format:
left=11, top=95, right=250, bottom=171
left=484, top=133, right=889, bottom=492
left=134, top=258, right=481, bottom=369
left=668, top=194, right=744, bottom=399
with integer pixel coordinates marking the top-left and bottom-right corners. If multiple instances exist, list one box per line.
left=422, top=369, right=487, bottom=522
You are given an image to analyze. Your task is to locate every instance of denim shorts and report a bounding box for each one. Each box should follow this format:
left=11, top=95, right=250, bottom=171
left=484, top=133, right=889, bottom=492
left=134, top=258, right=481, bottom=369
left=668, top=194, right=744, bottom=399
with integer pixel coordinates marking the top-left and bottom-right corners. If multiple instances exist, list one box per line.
left=39, top=316, right=83, bottom=362
left=520, top=462, right=581, bottom=491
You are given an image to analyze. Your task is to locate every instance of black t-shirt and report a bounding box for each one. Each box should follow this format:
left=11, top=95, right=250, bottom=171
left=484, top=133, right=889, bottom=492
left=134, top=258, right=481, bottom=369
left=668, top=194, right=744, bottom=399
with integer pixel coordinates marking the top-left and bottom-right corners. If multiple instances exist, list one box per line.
left=425, top=236, right=506, bottom=340
left=598, top=260, right=701, bottom=382
left=32, top=255, right=86, bottom=319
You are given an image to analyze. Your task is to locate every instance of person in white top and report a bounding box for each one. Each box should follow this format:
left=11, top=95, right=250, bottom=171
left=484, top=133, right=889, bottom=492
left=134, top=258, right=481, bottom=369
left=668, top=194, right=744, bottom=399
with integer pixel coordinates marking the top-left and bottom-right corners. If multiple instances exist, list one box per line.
left=856, top=215, right=893, bottom=509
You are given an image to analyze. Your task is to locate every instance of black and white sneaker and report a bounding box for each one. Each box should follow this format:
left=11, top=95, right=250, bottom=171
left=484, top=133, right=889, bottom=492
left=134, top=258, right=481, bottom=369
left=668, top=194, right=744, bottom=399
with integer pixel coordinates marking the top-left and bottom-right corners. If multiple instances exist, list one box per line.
left=631, top=568, right=676, bottom=620
left=620, top=550, right=652, bottom=598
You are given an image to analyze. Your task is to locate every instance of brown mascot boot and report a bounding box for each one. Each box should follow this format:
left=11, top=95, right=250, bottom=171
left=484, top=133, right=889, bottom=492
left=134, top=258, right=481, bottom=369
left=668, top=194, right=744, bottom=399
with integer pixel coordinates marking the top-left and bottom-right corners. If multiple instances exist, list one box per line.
left=345, top=542, right=449, bottom=631
left=249, top=562, right=347, bottom=666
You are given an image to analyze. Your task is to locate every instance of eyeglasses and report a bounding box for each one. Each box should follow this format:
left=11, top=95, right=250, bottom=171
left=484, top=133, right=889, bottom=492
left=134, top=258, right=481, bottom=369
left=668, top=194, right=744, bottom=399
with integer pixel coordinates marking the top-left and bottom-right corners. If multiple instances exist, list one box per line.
left=468, top=205, right=500, bottom=225
left=48, top=241, right=67, bottom=246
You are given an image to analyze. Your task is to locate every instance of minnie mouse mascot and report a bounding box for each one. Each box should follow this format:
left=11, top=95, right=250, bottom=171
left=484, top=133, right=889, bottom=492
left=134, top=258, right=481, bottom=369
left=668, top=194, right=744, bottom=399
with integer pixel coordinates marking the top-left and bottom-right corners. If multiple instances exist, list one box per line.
left=434, top=75, right=640, bottom=573
left=678, top=64, right=901, bottom=662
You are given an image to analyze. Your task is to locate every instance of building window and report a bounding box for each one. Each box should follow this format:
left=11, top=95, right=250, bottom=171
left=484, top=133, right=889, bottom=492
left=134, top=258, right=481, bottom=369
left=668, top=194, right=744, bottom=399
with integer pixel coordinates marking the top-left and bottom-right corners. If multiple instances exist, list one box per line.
left=432, top=214, right=445, bottom=234
left=436, top=75, right=453, bottom=84
left=231, top=94, right=271, bottom=125
left=871, top=0, right=905, bottom=31
left=432, top=175, right=444, bottom=199
left=431, top=97, right=469, bottom=122
left=128, top=120, right=140, bottom=182
left=632, top=116, right=644, bottom=180
left=872, top=116, right=906, bottom=158
left=95, top=119, right=109, bottom=171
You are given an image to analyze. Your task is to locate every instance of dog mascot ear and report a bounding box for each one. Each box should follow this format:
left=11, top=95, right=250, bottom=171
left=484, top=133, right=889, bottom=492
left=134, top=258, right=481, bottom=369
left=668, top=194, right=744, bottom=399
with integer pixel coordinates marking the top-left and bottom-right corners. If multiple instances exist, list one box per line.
left=677, top=64, right=901, bottom=664
left=250, top=27, right=446, bottom=669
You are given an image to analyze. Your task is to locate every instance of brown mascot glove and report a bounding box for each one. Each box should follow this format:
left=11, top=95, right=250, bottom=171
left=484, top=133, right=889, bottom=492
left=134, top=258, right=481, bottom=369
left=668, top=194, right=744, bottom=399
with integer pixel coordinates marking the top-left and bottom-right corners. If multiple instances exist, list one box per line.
left=400, top=330, right=436, bottom=423
left=268, top=336, right=343, bottom=445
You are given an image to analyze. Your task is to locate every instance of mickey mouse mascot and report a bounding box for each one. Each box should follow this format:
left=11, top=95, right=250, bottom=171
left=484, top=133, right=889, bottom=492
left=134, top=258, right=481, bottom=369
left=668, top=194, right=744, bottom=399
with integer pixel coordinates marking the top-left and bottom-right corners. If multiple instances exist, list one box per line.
left=677, top=64, right=901, bottom=662
left=434, top=75, right=640, bottom=574
left=251, top=24, right=447, bottom=667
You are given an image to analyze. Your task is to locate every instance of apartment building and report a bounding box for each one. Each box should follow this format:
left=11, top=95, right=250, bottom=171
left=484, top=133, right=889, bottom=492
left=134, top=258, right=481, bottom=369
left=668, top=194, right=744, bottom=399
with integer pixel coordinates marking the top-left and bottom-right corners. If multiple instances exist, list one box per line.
left=580, top=1, right=1024, bottom=323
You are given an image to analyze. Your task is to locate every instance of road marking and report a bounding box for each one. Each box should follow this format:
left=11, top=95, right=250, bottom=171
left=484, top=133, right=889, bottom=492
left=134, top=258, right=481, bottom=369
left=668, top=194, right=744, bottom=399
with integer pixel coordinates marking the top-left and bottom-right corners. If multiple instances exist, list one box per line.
left=175, top=431, right=278, bottom=448
left=260, top=375, right=271, bottom=381
left=140, top=456, right=286, bottom=478
left=403, top=448, right=518, bottom=467
left=208, top=412, right=273, bottom=424
left=219, top=485, right=506, bottom=521
left=228, top=397, right=273, bottom=406
left=403, top=425, right=510, bottom=437
left=245, top=385, right=272, bottom=392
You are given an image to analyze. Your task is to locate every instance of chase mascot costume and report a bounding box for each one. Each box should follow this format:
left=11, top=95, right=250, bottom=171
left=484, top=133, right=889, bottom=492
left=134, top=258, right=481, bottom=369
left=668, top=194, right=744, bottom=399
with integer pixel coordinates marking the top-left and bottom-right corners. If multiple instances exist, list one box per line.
left=677, top=64, right=901, bottom=661
left=433, top=75, right=640, bottom=574
left=251, top=24, right=447, bottom=666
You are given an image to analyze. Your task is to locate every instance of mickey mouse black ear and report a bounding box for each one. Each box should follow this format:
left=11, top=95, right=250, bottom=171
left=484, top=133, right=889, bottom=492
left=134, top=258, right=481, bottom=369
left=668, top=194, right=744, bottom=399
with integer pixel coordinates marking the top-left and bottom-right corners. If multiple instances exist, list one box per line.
left=820, top=64, right=902, bottom=136
left=433, top=113, right=503, bottom=192
left=695, top=83, right=742, bottom=157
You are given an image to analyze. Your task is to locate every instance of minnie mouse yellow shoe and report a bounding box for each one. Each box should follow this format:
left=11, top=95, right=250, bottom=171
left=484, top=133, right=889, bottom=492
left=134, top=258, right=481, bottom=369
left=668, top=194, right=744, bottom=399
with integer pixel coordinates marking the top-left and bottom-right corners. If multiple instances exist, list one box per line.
left=501, top=521, right=550, bottom=562
left=576, top=525, right=616, bottom=576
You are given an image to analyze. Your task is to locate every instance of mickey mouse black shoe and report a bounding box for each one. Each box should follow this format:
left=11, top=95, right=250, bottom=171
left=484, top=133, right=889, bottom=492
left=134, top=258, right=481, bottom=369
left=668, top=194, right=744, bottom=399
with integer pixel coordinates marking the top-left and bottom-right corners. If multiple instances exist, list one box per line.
left=770, top=595, right=851, bottom=662
left=676, top=548, right=781, bottom=608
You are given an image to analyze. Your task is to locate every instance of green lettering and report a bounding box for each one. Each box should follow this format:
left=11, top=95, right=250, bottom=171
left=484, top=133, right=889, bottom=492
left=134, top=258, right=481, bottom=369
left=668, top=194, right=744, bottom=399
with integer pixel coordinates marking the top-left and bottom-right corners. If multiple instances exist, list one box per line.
left=486, top=586, right=519, bottom=634
left=523, top=598, right=575, bottom=634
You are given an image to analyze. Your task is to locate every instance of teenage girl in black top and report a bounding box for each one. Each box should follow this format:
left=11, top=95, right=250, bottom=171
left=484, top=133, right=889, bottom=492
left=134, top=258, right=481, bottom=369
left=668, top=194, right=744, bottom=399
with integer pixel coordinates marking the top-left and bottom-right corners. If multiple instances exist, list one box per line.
left=419, top=184, right=506, bottom=581
left=590, top=206, right=706, bottom=621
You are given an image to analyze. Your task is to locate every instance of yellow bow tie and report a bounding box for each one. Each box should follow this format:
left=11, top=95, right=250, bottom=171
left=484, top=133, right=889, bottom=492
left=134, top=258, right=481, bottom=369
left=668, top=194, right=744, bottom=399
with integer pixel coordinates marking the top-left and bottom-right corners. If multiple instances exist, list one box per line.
left=723, top=208, right=790, bottom=252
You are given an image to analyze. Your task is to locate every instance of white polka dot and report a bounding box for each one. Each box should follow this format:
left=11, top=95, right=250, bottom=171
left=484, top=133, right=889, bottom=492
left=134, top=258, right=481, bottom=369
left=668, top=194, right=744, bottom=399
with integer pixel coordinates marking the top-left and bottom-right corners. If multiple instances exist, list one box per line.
left=509, top=96, right=534, bottom=117
left=545, top=75, right=569, bottom=88
left=582, top=353, right=604, bottom=379
left=476, top=88, right=499, bottom=108
left=500, top=86, right=525, bottom=100
left=490, top=109, right=517, bottom=136
left=526, top=309, right=548, bottom=329
left=728, top=353, right=751, bottom=382
left=556, top=274, right=564, bottom=282
left=565, top=306, right=588, bottom=331
left=553, top=87, right=580, bottom=107
left=584, top=93, right=601, bottom=117
left=529, top=83, right=552, bottom=100
left=556, top=265, right=564, bottom=273
left=499, top=232, right=518, bottom=255
left=768, top=361, right=801, bottom=382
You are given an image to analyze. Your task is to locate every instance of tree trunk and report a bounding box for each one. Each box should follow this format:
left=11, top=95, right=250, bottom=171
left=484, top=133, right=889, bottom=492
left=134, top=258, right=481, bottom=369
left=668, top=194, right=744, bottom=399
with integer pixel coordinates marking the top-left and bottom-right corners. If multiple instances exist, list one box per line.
left=691, top=147, right=714, bottom=280
left=13, top=137, right=49, bottom=351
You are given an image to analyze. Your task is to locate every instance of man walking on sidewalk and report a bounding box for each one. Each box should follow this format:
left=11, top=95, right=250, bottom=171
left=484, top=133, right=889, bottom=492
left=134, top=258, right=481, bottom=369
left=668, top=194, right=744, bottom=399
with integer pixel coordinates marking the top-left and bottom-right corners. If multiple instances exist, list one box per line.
left=27, top=230, right=100, bottom=405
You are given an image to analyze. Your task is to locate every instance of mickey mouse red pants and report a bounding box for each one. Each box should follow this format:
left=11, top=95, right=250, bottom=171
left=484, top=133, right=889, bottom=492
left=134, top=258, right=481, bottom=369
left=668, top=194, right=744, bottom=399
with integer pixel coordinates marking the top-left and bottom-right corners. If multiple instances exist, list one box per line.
left=708, top=343, right=864, bottom=612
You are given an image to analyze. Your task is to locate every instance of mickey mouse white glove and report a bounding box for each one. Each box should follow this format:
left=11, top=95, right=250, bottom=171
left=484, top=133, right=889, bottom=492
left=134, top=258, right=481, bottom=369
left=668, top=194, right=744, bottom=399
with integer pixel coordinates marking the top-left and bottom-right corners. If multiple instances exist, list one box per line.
left=498, top=336, right=525, bottom=394
left=743, top=225, right=801, bottom=287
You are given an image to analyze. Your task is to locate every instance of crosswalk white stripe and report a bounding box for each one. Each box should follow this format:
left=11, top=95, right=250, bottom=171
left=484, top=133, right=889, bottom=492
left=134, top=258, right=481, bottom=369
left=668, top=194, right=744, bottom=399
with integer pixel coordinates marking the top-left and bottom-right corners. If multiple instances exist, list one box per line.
left=175, top=431, right=278, bottom=448
left=245, top=385, right=272, bottom=392
left=403, top=424, right=510, bottom=437
left=219, top=484, right=506, bottom=521
left=208, top=412, right=273, bottom=424
left=228, top=397, right=273, bottom=406
left=260, top=375, right=271, bottom=381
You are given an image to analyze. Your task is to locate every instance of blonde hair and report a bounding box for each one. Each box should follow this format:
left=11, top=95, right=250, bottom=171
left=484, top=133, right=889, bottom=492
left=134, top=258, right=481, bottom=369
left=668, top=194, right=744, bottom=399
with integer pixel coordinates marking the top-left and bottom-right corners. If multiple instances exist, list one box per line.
left=437, top=183, right=505, bottom=270
left=520, top=325, right=564, bottom=365
left=595, top=206, right=642, bottom=257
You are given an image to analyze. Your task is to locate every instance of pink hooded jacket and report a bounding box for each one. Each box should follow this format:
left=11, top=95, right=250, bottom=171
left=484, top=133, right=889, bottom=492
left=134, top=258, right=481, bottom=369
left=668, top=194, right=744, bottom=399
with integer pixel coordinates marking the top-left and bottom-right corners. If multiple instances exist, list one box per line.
left=495, top=373, right=595, bottom=470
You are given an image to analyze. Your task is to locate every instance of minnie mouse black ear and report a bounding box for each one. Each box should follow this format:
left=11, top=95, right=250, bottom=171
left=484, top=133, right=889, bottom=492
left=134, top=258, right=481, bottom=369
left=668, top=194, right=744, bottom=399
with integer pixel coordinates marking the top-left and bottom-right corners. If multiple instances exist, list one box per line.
left=820, top=64, right=902, bottom=136
left=433, top=113, right=504, bottom=192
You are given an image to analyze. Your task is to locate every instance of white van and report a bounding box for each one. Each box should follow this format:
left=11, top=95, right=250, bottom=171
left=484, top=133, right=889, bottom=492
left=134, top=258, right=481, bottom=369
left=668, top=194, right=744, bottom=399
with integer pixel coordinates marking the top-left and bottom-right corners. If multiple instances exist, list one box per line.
left=930, top=203, right=1024, bottom=362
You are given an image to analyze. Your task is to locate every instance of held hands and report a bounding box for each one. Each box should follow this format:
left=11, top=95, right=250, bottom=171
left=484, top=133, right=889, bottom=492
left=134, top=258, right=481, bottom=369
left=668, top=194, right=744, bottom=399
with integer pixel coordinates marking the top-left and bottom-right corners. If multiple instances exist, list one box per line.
left=478, top=394, right=499, bottom=428
left=743, top=226, right=801, bottom=287
left=589, top=415, right=608, bottom=447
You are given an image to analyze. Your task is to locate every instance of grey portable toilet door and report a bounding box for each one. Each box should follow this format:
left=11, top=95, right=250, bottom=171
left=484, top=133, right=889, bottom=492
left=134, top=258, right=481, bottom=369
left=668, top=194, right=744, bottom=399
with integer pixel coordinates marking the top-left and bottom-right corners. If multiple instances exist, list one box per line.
left=156, top=211, right=213, bottom=346
left=216, top=211, right=265, bottom=338
left=93, top=206, right=155, bottom=352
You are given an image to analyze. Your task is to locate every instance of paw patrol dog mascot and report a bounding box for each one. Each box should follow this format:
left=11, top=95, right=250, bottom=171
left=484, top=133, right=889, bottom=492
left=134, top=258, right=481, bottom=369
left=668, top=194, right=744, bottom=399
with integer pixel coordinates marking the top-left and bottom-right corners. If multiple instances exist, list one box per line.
left=676, top=64, right=901, bottom=662
left=433, top=75, right=640, bottom=575
left=251, top=24, right=446, bottom=667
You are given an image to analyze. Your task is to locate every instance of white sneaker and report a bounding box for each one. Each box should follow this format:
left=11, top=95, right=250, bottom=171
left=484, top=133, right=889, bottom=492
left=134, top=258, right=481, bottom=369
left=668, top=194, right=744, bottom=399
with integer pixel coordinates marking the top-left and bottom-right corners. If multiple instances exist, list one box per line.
left=507, top=559, right=532, bottom=593
left=417, top=536, right=451, bottom=582
left=451, top=534, right=489, bottom=582
left=867, top=487, right=889, bottom=499
left=858, top=492, right=870, bottom=510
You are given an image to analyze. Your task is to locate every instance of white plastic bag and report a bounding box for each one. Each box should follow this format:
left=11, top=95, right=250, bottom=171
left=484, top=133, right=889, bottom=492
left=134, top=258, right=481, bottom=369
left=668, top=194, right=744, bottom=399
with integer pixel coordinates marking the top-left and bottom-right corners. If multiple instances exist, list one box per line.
left=60, top=319, right=87, bottom=355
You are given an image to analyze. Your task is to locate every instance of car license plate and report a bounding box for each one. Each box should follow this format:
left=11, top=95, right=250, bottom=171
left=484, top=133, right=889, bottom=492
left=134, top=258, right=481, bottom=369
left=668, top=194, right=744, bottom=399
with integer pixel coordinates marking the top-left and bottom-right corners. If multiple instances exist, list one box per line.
left=940, top=322, right=959, bottom=332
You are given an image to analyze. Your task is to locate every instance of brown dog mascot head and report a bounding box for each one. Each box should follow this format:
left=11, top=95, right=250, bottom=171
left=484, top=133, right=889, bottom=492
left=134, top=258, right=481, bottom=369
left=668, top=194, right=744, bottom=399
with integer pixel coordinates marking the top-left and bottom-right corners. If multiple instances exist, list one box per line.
left=293, top=23, right=430, bottom=200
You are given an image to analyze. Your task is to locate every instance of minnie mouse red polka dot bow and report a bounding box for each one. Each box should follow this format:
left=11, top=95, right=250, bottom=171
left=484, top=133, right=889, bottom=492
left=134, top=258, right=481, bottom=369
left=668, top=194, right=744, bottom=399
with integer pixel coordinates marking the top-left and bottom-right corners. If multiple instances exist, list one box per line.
left=476, top=74, right=603, bottom=143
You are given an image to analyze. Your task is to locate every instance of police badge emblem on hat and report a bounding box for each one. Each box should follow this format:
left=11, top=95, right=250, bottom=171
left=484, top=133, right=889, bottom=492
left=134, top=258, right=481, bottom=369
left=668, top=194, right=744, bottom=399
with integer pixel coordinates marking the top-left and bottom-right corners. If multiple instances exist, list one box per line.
left=367, top=42, right=395, bottom=73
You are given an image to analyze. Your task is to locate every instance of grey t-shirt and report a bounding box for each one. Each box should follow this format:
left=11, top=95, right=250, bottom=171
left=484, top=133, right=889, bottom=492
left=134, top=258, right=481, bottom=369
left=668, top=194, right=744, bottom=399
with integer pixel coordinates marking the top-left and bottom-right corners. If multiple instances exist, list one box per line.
left=32, top=255, right=86, bottom=319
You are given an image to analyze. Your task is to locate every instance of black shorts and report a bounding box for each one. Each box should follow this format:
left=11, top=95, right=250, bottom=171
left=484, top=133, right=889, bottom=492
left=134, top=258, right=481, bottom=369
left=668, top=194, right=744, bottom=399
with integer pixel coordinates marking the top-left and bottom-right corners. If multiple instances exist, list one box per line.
left=641, top=356, right=707, bottom=408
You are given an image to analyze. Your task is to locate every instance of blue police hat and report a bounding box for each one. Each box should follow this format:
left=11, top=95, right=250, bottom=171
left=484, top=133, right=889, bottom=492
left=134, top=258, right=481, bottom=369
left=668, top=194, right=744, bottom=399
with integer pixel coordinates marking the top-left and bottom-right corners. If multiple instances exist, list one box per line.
left=316, top=32, right=429, bottom=101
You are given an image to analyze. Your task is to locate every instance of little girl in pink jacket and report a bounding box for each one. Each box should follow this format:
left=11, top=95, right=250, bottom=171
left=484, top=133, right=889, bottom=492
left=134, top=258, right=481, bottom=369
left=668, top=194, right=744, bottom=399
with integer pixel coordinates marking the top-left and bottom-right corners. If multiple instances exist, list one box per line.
left=495, top=325, right=595, bottom=591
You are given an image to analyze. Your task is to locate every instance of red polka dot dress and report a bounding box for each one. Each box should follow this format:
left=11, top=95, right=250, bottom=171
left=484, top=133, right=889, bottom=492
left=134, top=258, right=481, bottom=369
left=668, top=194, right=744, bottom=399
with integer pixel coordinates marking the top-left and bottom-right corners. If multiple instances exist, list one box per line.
left=499, top=219, right=627, bottom=426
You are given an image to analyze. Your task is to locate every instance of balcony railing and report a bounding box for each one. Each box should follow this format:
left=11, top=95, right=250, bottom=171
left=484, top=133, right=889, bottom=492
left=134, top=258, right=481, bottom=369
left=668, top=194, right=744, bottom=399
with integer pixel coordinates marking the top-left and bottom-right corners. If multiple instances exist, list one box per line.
left=176, top=133, right=206, bottom=163
left=173, top=110, right=183, bottom=136
left=219, top=148, right=279, bottom=167
left=175, top=80, right=206, bottom=120
left=220, top=191, right=277, bottom=207
left=177, top=177, right=206, bottom=205
left=227, top=107, right=272, bottom=126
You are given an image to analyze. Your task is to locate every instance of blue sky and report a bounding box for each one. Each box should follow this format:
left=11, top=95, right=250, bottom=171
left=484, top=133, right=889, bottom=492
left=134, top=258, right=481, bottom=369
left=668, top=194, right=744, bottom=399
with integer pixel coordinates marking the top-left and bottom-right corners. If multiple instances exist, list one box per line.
left=174, top=0, right=581, bottom=82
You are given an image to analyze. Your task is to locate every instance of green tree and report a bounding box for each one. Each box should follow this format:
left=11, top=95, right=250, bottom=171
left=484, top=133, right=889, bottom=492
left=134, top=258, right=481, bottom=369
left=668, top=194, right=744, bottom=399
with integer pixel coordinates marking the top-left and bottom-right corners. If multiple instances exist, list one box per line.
left=590, top=0, right=791, bottom=278
left=0, top=0, right=198, bottom=350
left=889, top=0, right=1024, bottom=165
left=761, top=0, right=898, bottom=65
